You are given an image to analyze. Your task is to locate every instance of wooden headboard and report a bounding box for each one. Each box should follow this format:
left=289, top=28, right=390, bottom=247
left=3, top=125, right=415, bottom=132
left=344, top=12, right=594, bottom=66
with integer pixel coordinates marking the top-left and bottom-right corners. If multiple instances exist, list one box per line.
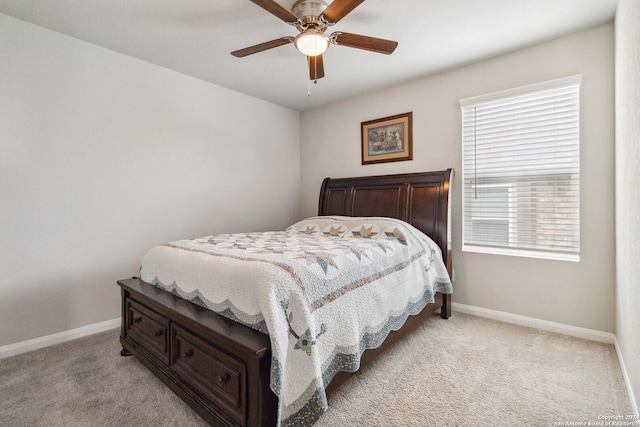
left=318, top=169, right=453, bottom=270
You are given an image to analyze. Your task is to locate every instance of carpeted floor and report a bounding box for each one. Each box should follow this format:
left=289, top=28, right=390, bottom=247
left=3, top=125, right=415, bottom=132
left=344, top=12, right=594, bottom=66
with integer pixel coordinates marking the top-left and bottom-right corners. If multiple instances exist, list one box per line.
left=0, top=312, right=632, bottom=426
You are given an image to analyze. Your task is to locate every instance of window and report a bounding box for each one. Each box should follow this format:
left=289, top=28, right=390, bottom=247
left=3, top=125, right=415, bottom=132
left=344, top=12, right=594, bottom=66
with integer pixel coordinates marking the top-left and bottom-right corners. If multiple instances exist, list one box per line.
left=460, top=75, right=581, bottom=261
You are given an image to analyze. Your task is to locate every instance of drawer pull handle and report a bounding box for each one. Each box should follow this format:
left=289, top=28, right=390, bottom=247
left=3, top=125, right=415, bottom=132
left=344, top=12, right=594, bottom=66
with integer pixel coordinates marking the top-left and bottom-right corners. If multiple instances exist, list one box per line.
left=217, top=373, right=229, bottom=386
left=182, top=349, right=194, bottom=359
left=133, top=317, right=142, bottom=324
left=153, top=329, right=164, bottom=337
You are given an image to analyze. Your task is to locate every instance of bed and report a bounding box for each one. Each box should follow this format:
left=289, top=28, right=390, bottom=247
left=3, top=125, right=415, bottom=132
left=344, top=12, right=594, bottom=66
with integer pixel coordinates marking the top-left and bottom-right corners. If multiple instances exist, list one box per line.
left=118, top=169, right=453, bottom=427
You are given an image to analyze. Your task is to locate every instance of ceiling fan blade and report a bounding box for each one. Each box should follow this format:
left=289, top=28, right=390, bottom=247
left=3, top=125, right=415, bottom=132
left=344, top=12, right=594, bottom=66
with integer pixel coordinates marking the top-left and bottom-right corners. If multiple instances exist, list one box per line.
left=231, top=37, right=293, bottom=58
left=320, top=0, right=365, bottom=24
left=249, top=0, right=299, bottom=24
left=308, top=55, right=325, bottom=80
left=332, top=32, right=398, bottom=54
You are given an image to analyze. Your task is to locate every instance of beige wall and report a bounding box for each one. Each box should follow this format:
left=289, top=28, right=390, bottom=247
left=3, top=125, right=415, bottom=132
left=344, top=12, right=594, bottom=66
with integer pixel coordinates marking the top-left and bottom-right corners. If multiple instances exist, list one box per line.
left=615, top=0, right=640, bottom=413
left=300, top=24, right=615, bottom=333
left=0, top=14, right=301, bottom=347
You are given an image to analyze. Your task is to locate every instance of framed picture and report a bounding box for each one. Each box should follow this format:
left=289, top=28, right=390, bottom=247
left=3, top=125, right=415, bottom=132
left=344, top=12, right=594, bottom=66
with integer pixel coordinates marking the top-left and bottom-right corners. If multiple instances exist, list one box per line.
left=361, top=112, right=413, bottom=165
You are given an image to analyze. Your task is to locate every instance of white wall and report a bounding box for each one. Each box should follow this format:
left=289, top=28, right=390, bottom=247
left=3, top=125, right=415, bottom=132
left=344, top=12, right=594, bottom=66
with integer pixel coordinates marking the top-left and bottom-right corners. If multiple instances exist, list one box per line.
left=0, top=14, right=301, bottom=347
left=615, top=0, right=640, bottom=412
left=300, top=24, right=615, bottom=333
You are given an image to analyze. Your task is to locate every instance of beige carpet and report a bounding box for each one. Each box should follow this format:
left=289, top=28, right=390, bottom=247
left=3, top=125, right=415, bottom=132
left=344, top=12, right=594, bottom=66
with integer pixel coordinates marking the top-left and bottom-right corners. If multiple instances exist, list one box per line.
left=0, top=312, right=632, bottom=426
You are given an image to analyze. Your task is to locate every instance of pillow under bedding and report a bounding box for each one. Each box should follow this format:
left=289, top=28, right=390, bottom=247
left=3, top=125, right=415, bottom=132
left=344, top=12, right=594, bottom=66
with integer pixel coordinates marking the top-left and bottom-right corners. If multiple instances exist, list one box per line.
left=285, top=215, right=427, bottom=246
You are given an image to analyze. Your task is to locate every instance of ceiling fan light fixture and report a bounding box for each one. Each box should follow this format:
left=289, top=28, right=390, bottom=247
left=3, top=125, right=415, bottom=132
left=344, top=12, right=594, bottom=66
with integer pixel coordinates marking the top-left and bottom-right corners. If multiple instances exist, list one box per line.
left=294, top=29, right=330, bottom=56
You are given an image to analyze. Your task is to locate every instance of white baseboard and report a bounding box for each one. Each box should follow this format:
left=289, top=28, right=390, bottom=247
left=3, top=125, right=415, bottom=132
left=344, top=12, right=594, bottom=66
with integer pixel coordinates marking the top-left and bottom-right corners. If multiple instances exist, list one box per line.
left=451, top=302, right=615, bottom=344
left=0, top=317, right=121, bottom=359
left=614, top=337, right=640, bottom=417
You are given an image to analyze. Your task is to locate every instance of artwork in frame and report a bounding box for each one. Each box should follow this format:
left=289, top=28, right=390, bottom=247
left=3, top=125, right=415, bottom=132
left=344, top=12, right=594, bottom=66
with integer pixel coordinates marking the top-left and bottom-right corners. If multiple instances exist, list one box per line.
left=361, top=112, right=413, bottom=165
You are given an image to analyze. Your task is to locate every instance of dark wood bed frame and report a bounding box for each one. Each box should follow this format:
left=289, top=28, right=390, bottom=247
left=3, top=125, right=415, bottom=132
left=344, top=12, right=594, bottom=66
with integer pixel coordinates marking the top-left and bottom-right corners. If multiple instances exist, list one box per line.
left=118, top=169, right=453, bottom=427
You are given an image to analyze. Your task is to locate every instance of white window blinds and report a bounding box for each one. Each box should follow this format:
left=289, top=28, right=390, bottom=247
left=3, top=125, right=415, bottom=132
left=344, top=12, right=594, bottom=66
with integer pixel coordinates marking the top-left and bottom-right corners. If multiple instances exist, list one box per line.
left=460, top=75, right=581, bottom=261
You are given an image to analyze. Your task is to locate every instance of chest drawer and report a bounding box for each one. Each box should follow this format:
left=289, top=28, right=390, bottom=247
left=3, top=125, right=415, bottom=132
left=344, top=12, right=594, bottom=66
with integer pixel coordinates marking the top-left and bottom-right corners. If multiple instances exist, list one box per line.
left=170, top=324, right=246, bottom=426
left=125, top=298, right=169, bottom=364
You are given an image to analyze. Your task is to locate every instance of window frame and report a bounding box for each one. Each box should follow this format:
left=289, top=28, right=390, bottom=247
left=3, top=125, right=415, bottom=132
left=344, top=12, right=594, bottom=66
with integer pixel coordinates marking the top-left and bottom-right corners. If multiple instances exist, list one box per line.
left=459, top=75, right=582, bottom=262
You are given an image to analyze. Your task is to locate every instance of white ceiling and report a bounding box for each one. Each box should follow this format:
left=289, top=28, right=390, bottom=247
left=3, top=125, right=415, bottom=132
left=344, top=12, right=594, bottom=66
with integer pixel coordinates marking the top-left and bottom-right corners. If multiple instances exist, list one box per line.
left=0, top=0, right=617, bottom=111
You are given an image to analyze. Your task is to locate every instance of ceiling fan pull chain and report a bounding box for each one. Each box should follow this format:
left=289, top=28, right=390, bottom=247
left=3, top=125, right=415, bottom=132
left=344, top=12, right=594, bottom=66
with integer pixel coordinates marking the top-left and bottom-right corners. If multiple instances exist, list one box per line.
left=307, top=56, right=311, bottom=96
left=314, top=53, right=318, bottom=85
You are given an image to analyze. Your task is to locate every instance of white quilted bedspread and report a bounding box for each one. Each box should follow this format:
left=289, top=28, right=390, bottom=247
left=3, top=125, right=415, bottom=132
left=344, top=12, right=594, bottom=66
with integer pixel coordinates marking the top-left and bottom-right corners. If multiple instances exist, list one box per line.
left=140, top=216, right=452, bottom=426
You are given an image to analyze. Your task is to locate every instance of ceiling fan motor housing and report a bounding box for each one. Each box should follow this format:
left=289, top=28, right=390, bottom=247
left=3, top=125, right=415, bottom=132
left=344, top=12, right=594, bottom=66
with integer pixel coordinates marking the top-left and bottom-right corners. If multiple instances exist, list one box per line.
left=292, top=0, right=329, bottom=21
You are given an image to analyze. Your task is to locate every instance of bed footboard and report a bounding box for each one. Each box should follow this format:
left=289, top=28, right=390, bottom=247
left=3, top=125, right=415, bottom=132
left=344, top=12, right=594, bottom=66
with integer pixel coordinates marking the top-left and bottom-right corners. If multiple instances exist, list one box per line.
left=119, top=277, right=277, bottom=427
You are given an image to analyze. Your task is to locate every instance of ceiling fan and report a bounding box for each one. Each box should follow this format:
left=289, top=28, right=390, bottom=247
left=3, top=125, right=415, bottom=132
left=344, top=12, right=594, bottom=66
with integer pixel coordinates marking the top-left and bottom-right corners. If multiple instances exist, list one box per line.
left=231, top=0, right=398, bottom=81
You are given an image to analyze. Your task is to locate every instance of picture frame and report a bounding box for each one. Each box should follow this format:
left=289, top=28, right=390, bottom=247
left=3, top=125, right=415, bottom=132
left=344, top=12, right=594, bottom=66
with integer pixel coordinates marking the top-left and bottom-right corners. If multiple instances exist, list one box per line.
left=361, top=112, right=413, bottom=165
